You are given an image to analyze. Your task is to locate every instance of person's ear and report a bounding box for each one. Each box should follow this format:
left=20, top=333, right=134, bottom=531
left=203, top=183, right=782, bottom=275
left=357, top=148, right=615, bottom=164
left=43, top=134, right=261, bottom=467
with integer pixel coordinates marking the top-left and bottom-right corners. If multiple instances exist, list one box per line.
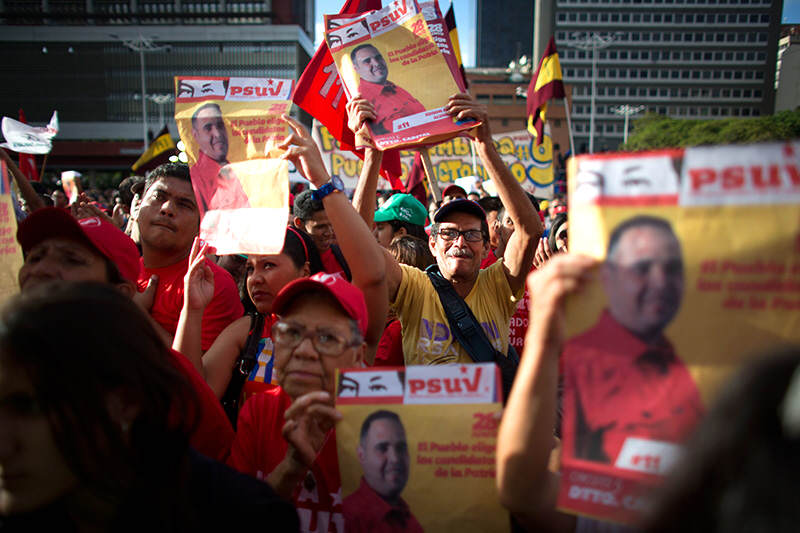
left=292, top=217, right=304, bottom=230
left=352, top=342, right=366, bottom=367
left=357, top=443, right=366, bottom=464
left=394, top=226, right=407, bottom=239
left=429, top=234, right=438, bottom=256
left=301, top=261, right=311, bottom=278
left=481, top=240, right=490, bottom=260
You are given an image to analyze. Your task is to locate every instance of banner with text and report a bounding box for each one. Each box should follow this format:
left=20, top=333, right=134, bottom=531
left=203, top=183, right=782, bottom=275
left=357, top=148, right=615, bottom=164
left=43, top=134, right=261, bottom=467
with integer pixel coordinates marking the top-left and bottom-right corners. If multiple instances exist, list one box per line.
left=0, top=162, right=22, bottom=305
left=324, top=0, right=477, bottom=150
left=174, top=76, right=292, bottom=255
left=313, top=123, right=555, bottom=198
left=559, top=141, right=800, bottom=525
left=335, top=364, right=506, bottom=532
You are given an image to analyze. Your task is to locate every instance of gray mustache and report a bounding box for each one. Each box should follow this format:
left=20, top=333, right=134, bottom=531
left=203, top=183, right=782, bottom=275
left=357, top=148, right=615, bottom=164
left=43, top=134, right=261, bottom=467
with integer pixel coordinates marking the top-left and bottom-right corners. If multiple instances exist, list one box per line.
left=447, top=247, right=473, bottom=258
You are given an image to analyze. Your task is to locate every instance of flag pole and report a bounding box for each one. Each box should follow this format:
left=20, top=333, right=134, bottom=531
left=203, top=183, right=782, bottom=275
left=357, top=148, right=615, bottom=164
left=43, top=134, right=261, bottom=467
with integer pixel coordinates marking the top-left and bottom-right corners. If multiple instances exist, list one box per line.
left=418, top=148, right=441, bottom=203
left=562, top=97, right=576, bottom=158
left=39, top=153, right=49, bottom=180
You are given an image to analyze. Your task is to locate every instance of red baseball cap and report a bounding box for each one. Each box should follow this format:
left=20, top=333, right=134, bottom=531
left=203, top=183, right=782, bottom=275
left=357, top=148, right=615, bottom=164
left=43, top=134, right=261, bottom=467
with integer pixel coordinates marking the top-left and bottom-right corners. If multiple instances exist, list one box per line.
left=442, top=184, right=468, bottom=198
left=272, top=272, right=368, bottom=337
left=17, top=207, right=141, bottom=284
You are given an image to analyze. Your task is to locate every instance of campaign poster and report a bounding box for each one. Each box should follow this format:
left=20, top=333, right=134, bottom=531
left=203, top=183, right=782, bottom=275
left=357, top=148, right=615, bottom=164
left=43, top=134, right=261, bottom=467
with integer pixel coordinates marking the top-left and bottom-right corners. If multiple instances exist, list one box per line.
left=0, top=162, right=22, bottom=304
left=174, top=76, right=292, bottom=255
left=313, top=122, right=556, bottom=198
left=335, top=364, right=506, bottom=532
left=558, top=141, right=800, bottom=525
left=324, top=0, right=478, bottom=150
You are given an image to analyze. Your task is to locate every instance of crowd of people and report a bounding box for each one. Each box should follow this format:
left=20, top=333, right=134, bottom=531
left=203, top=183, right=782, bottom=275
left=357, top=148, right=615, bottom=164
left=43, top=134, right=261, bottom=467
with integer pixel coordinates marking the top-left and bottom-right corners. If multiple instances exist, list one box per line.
left=0, top=89, right=797, bottom=533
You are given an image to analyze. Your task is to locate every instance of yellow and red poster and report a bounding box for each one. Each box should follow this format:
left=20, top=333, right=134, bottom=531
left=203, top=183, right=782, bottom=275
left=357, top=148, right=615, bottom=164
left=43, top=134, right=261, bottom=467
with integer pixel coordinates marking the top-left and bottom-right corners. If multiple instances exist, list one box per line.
left=174, top=76, right=292, bottom=255
left=559, top=141, right=800, bottom=525
left=0, top=161, right=21, bottom=304
left=324, top=0, right=477, bottom=150
left=335, top=364, right=506, bottom=532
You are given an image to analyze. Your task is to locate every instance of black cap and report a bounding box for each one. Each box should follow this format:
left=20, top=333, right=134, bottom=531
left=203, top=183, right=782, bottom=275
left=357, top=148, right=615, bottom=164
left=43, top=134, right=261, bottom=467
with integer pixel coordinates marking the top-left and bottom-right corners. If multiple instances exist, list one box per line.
left=433, top=198, right=486, bottom=223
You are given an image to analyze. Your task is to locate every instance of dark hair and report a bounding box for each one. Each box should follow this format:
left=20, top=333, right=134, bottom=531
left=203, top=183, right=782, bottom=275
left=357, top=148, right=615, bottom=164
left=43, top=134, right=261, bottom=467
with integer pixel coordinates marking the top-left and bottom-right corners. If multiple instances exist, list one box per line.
left=0, top=282, right=198, bottom=495
left=548, top=213, right=568, bottom=253
left=643, top=346, right=800, bottom=533
left=389, top=235, right=434, bottom=270
left=190, top=102, right=223, bottom=128
left=386, top=219, right=427, bottom=241
left=477, top=196, right=503, bottom=215
left=606, top=215, right=678, bottom=261
left=144, top=162, right=192, bottom=194
left=359, top=409, right=404, bottom=444
left=350, top=43, right=380, bottom=64
left=283, top=226, right=323, bottom=274
left=119, top=175, right=145, bottom=206
left=293, top=189, right=324, bottom=221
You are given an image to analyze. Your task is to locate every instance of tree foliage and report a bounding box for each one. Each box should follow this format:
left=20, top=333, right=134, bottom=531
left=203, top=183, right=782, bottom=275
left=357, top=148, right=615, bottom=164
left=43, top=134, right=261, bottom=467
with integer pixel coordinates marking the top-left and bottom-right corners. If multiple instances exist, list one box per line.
left=622, top=110, right=800, bottom=151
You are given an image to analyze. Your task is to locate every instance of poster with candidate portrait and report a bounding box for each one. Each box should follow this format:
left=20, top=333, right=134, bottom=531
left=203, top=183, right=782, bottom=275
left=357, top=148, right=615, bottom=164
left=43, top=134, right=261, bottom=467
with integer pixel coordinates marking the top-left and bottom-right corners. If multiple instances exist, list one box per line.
left=335, top=364, right=506, bottom=532
left=324, top=0, right=478, bottom=150
left=558, top=142, right=800, bottom=525
left=174, top=76, right=293, bottom=255
left=0, top=162, right=22, bottom=305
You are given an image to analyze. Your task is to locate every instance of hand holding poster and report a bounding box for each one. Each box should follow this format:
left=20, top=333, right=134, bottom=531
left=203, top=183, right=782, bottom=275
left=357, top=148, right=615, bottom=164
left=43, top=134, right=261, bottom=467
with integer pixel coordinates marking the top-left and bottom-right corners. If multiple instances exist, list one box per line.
left=336, top=364, right=506, bottom=532
left=558, top=141, right=800, bottom=525
left=324, top=0, right=478, bottom=150
left=174, top=76, right=293, bottom=255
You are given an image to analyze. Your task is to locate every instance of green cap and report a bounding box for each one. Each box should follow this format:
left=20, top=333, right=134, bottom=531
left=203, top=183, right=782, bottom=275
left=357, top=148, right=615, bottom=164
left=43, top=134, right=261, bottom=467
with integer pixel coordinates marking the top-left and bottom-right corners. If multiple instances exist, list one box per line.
left=374, top=193, right=427, bottom=226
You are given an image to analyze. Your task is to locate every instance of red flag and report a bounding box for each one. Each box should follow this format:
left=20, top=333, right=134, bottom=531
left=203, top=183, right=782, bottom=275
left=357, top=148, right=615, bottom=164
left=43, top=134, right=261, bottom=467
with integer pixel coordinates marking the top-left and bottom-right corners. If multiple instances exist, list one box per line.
left=404, top=151, right=428, bottom=208
left=527, top=37, right=565, bottom=145
left=292, top=0, right=403, bottom=189
left=17, top=109, right=40, bottom=181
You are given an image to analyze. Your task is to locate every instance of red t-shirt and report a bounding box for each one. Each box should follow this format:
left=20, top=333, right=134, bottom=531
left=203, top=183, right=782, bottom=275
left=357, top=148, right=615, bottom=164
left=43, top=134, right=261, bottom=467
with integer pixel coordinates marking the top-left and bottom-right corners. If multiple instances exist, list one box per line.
left=374, top=319, right=404, bottom=367
left=343, top=477, right=424, bottom=533
left=358, top=79, right=426, bottom=134
left=480, top=249, right=498, bottom=270
left=190, top=151, right=250, bottom=219
left=320, top=248, right=346, bottom=278
left=138, top=256, right=244, bottom=351
left=228, top=387, right=344, bottom=533
left=562, top=311, right=704, bottom=463
left=167, top=348, right=234, bottom=462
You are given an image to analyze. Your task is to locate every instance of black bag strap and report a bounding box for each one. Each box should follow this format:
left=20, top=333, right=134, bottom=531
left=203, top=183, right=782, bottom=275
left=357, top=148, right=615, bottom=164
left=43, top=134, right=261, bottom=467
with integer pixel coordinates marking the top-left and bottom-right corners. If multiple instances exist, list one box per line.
left=221, top=312, right=265, bottom=427
left=425, top=265, right=497, bottom=364
left=330, top=244, right=352, bottom=282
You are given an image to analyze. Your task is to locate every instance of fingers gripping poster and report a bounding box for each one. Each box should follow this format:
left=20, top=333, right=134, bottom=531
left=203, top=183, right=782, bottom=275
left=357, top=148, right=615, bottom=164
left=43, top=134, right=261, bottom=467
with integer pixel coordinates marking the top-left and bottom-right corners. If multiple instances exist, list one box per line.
left=335, top=364, right=506, bottom=532
left=559, top=141, right=800, bottom=525
left=324, top=0, right=477, bottom=150
left=174, top=76, right=293, bottom=255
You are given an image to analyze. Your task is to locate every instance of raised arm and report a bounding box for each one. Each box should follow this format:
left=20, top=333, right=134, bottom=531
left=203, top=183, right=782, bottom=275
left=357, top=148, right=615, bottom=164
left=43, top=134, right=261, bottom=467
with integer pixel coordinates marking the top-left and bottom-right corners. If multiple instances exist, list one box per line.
left=496, top=254, right=595, bottom=531
left=445, top=93, right=543, bottom=293
left=0, top=148, right=45, bottom=212
left=347, top=96, right=383, bottom=229
left=279, top=115, right=388, bottom=365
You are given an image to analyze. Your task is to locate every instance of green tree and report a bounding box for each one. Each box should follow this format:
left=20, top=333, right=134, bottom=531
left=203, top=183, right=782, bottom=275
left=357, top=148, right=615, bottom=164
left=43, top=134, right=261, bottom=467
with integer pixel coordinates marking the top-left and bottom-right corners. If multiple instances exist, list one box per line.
left=622, top=110, right=800, bottom=151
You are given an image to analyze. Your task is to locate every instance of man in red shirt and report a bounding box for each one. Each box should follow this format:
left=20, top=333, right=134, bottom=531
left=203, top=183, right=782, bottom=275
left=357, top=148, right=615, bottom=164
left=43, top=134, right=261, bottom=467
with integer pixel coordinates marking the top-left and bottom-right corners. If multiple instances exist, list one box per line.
left=562, top=215, right=704, bottom=464
left=293, top=189, right=351, bottom=280
left=351, top=44, right=425, bottom=135
left=189, top=102, right=250, bottom=218
left=136, top=162, right=243, bottom=350
left=344, top=410, right=423, bottom=533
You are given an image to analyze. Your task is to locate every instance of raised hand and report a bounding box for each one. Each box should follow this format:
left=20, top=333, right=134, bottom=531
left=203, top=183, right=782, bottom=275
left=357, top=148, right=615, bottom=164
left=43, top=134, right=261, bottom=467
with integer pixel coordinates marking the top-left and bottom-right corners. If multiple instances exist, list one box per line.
left=183, top=236, right=215, bottom=312
left=532, top=237, right=554, bottom=270
left=281, top=390, right=342, bottom=468
left=445, top=92, right=490, bottom=143
left=278, top=115, right=330, bottom=188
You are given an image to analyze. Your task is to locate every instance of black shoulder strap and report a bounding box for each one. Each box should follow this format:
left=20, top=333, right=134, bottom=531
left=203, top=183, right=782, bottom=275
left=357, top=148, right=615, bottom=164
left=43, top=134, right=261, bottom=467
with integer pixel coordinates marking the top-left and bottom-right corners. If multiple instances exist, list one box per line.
left=330, top=244, right=352, bottom=282
left=220, top=312, right=265, bottom=427
left=425, top=265, right=496, bottom=364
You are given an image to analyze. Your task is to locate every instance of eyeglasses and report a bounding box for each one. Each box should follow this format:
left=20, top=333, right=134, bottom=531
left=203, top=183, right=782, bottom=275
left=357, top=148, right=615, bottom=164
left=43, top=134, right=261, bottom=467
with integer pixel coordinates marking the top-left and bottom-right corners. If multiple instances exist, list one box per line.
left=272, top=320, right=361, bottom=357
left=436, top=228, right=484, bottom=243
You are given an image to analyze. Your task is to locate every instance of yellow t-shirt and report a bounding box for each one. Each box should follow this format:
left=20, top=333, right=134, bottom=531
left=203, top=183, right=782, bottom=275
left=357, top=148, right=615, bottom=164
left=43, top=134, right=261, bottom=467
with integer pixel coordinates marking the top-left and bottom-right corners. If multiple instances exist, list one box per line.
left=392, top=261, right=523, bottom=365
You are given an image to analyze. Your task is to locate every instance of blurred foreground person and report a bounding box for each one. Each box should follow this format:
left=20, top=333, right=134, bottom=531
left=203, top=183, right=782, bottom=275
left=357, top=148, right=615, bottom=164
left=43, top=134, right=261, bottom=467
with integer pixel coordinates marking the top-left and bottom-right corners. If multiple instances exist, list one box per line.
left=643, top=346, right=800, bottom=533
left=0, top=283, right=299, bottom=532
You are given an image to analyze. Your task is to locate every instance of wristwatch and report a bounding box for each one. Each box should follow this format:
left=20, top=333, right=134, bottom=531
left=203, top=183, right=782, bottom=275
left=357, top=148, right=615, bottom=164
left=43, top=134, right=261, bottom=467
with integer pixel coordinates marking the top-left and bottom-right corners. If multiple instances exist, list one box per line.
left=311, top=175, right=344, bottom=201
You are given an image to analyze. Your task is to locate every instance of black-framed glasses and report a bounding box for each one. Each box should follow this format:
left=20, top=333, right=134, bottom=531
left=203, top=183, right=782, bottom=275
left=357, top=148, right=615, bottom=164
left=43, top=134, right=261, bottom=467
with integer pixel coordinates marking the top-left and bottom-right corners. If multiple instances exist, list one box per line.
left=272, top=320, right=361, bottom=357
left=436, top=228, right=484, bottom=242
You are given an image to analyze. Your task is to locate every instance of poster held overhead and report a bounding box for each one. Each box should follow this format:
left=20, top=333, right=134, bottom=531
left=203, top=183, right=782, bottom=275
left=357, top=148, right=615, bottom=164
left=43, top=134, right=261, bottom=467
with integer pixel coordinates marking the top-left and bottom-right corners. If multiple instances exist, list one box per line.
left=174, top=76, right=292, bottom=255
left=325, top=0, right=479, bottom=150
